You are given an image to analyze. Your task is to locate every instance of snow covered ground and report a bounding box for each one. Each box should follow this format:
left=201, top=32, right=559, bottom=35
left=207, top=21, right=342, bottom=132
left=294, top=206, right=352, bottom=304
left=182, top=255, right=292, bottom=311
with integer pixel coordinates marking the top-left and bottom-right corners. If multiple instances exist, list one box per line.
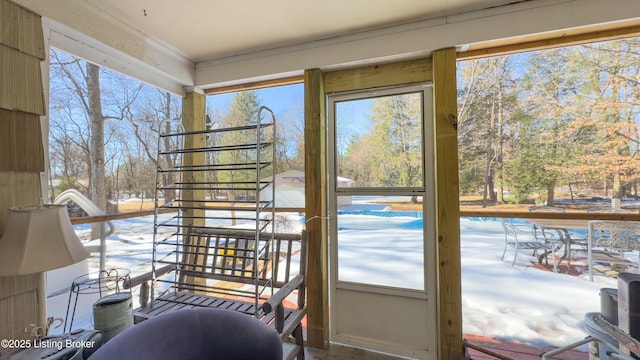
left=459, top=218, right=614, bottom=348
left=46, top=202, right=624, bottom=351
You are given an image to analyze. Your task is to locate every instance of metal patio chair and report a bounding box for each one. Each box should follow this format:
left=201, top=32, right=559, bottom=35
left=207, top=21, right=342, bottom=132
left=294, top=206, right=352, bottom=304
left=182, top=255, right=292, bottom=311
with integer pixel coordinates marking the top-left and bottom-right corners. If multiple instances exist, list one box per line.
left=500, top=218, right=557, bottom=270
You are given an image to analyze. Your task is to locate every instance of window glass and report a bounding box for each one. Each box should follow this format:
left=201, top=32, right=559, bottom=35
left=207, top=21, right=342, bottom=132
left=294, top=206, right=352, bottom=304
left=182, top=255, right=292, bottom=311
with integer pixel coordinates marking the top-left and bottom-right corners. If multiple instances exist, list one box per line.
left=335, top=92, right=424, bottom=188
left=336, top=195, right=424, bottom=290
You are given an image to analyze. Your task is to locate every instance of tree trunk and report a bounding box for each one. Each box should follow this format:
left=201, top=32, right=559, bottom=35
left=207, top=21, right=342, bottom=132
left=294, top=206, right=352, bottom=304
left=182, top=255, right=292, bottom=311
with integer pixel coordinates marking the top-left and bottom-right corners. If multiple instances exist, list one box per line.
left=546, top=181, right=555, bottom=206
left=481, top=103, right=496, bottom=208
left=162, top=92, right=176, bottom=204
left=87, top=63, right=107, bottom=238
left=613, top=173, right=623, bottom=200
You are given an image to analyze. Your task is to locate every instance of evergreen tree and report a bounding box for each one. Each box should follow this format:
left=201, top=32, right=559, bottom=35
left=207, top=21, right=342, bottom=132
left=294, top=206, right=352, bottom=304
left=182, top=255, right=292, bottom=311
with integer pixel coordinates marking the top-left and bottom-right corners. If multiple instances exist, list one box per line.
left=367, top=93, right=422, bottom=187
left=457, top=57, right=517, bottom=204
left=217, top=91, right=264, bottom=200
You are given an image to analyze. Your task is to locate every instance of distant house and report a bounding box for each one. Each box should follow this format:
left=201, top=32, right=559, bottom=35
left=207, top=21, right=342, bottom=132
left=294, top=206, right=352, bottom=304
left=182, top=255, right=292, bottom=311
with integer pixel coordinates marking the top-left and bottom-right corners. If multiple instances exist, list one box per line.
left=261, top=170, right=353, bottom=208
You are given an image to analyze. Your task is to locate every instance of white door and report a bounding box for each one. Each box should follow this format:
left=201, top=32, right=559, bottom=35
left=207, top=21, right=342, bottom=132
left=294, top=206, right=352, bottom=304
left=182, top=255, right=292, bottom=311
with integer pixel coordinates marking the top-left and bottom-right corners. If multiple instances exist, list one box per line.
left=328, top=84, right=438, bottom=359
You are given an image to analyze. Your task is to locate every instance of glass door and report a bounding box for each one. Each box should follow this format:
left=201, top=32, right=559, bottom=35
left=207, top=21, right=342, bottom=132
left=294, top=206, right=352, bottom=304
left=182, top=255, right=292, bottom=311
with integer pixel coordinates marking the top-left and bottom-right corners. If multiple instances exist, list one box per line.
left=328, top=83, right=438, bottom=359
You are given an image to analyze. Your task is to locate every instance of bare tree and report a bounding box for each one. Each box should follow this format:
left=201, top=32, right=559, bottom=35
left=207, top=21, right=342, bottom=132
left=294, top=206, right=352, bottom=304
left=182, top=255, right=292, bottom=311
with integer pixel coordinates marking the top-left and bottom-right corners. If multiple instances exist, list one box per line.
left=50, top=50, right=142, bottom=215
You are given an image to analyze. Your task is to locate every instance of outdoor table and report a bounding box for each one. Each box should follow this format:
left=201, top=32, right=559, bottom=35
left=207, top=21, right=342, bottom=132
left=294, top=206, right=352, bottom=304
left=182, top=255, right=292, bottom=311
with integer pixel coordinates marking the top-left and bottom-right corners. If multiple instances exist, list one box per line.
left=528, top=219, right=640, bottom=280
left=525, top=218, right=589, bottom=271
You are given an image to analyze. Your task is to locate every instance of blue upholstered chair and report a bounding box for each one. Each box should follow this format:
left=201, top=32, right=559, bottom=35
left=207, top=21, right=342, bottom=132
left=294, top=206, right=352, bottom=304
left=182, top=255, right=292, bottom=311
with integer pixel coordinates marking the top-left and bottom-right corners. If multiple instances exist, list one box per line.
left=90, top=307, right=283, bottom=360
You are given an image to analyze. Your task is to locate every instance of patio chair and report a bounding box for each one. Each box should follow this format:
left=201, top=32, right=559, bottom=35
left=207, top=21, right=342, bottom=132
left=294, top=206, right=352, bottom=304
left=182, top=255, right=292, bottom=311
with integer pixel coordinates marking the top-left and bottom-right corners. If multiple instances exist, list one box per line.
left=500, top=218, right=557, bottom=270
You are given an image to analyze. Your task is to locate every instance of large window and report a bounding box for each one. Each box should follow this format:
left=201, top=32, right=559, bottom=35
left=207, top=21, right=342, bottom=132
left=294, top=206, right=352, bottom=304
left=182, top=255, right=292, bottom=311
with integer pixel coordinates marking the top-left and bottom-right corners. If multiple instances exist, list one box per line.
left=457, top=37, right=640, bottom=349
left=48, top=48, right=182, bottom=213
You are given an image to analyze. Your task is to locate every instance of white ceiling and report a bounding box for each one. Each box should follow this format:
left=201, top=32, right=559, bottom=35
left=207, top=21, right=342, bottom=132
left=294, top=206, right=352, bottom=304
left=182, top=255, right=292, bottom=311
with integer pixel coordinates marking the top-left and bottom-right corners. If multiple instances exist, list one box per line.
left=11, top=0, right=640, bottom=93
left=19, top=0, right=526, bottom=62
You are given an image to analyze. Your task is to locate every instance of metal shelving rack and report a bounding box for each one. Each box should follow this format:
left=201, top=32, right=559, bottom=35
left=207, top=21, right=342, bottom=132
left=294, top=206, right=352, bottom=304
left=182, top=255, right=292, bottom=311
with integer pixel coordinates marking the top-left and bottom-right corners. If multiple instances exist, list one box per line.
left=149, top=107, right=276, bottom=316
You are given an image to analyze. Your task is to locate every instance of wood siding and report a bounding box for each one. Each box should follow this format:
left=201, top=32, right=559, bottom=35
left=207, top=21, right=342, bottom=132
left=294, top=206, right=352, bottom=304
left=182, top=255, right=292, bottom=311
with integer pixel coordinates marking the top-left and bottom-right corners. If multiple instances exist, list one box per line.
left=0, top=0, right=46, bottom=343
left=0, top=109, right=44, bottom=171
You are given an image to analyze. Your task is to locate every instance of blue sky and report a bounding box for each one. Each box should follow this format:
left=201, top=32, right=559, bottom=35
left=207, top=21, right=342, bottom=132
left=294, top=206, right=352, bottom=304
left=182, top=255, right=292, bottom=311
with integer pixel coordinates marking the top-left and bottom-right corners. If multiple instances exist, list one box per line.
left=205, top=82, right=395, bottom=159
left=205, top=82, right=374, bottom=142
left=206, top=83, right=304, bottom=117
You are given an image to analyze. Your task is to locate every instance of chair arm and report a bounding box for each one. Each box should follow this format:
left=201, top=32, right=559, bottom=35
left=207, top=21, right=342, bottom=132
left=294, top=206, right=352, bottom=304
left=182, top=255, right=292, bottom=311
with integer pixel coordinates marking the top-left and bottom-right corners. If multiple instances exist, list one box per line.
left=539, top=227, right=563, bottom=241
left=123, top=264, right=173, bottom=306
left=262, top=274, right=304, bottom=314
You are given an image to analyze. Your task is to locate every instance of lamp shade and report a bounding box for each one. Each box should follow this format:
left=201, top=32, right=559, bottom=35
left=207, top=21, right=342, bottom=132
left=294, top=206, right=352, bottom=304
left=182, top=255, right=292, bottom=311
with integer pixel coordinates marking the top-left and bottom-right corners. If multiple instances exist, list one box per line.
left=0, top=204, right=89, bottom=276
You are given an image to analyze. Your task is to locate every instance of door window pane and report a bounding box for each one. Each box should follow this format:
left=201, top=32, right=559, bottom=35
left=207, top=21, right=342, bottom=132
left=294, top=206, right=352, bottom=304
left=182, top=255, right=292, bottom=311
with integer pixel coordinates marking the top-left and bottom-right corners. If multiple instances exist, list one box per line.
left=336, top=195, right=424, bottom=290
left=335, top=92, right=424, bottom=188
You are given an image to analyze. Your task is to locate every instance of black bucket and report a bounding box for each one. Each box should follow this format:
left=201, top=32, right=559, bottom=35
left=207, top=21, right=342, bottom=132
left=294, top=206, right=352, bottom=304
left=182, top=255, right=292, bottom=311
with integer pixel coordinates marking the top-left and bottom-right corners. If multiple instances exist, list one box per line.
left=600, top=288, right=618, bottom=325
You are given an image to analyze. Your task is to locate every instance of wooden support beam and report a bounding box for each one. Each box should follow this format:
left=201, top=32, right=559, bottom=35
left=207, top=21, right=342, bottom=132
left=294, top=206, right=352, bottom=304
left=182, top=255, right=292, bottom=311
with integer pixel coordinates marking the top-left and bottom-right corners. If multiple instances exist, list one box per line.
left=181, top=90, right=207, bottom=228
left=304, top=68, right=329, bottom=350
left=203, top=75, right=303, bottom=95
left=460, top=22, right=640, bottom=61
left=324, top=58, right=432, bottom=94
left=432, top=47, right=462, bottom=360
left=181, top=91, right=207, bottom=287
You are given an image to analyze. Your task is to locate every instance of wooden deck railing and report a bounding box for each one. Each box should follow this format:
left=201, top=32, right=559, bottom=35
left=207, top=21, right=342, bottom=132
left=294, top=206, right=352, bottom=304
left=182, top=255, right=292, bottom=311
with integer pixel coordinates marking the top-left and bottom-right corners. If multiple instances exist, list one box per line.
left=68, top=207, right=305, bottom=225
left=69, top=207, right=640, bottom=227
left=67, top=207, right=305, bottom=271
left=459, top=209, right=640, bottom=221
left=67, top=206, right=640, bottom=273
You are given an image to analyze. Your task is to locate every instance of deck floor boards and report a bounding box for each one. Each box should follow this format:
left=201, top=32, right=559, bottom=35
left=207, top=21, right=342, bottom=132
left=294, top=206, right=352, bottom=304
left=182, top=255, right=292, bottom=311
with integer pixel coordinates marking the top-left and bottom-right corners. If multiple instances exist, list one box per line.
left=465, top=339, right=587, bottom=360
left=305, top=340, right=588, bottom=360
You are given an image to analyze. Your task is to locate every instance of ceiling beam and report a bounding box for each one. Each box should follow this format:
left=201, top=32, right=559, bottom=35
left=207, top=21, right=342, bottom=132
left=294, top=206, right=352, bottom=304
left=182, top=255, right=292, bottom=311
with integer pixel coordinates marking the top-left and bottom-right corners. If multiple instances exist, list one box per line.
left=459, top=21, right=640, bottom=60
left=196, top=0, right=640, bottom=89
left=37, top=6, right=195, bottom=96
left=203, top=75, right=303, bottom=95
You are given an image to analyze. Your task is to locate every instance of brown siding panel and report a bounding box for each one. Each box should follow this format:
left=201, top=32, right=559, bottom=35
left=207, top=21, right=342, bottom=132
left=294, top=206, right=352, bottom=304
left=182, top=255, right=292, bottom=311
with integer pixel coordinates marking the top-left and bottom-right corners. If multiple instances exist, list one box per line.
left=0, top=44, right=45, bottom=115
left=0, top=0, right=45, bottom=59
left=0, top=109, right=44, bottom=172
left=0, top=279, right=40, bottom=341
left=0, top=171, right=42, bottom=230
left=0, top=0, right=46, bottom=343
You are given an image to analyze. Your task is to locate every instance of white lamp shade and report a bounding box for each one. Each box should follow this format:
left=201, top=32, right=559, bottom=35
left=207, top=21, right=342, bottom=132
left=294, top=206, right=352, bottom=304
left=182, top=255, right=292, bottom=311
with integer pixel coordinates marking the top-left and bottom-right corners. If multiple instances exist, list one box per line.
left=0, top=204, right=89, bottom=276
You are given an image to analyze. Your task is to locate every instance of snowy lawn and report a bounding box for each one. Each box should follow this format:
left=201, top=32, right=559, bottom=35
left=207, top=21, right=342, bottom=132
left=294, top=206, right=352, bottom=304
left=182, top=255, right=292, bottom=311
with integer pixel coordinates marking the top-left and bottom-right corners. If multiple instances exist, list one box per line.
left=460, top=218, right=614, bottom=348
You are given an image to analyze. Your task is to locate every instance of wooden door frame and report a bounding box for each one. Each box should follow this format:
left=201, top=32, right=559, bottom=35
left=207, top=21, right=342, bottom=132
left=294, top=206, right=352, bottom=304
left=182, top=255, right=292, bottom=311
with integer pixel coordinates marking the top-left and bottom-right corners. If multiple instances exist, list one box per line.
left=304, top=48, right=461, bottom=359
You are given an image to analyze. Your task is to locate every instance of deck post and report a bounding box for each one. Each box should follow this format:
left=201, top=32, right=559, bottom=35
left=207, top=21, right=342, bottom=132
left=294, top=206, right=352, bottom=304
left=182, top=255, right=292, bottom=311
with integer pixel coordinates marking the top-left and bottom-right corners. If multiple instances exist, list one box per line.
left=181, top=89, right=207, bottom=286
left=433, top=47, right=463, bottom=360
left=304, top=68, right=330, bottom=350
